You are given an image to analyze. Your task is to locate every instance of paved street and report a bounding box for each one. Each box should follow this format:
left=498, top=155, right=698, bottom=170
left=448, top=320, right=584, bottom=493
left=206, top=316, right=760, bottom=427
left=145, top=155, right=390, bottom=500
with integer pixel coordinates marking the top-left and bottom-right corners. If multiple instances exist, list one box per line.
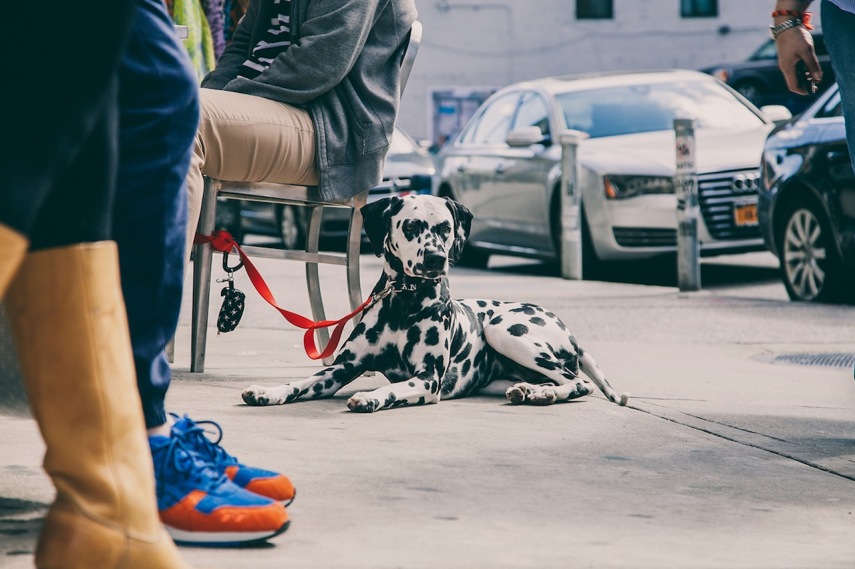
left=1, top=250, right=854, bottom=568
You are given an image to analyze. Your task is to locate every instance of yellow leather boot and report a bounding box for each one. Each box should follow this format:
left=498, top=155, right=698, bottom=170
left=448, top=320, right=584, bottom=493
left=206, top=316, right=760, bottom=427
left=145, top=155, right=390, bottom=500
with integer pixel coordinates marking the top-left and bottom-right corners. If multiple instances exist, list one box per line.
left=5, top=242, right=191, bottom=569
left=0, top=224, right=28, bottom=298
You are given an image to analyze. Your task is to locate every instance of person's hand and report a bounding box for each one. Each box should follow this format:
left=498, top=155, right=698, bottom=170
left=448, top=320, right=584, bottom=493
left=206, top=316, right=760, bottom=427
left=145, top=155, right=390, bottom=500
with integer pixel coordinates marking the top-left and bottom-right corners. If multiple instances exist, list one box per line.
left=776, top=26, right=822, bottom=95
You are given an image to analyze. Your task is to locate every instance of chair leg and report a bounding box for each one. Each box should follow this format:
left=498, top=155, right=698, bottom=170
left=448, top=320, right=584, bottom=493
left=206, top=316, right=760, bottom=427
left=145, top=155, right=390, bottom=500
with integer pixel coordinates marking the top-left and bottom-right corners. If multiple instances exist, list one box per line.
left=346, top=193, right=367, bottom=314
left=304, top=204, right=333, bottom=365
left=190, top=178, right=219, bottom=373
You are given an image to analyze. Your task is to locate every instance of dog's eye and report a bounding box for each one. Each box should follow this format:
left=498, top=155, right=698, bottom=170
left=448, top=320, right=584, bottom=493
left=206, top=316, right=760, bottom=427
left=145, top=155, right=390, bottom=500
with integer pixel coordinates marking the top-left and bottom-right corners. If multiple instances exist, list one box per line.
left=433, top=221, right=451, bottom=237
left=401, top=219, right=425, bottom=240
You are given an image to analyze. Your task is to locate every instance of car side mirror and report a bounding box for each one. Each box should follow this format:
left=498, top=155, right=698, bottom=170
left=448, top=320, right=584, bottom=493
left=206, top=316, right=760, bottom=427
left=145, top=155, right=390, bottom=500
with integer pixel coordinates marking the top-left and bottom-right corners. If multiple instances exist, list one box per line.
left=506, top=126, right=549, bottom=147
left=760, top=105, right=793, bottom=123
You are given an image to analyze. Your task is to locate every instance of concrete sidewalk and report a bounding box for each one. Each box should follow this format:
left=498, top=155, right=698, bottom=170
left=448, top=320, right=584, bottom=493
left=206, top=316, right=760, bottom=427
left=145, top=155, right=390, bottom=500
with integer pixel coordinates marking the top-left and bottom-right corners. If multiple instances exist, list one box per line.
left=2, top=253, right=854, bottom=568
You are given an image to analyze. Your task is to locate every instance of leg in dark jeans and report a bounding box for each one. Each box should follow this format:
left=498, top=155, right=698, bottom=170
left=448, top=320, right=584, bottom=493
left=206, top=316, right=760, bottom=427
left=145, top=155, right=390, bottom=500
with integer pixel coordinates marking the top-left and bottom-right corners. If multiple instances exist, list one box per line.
left=114, top=0, right=292, bottom=546
left=115, top=0, right=200, bottom=430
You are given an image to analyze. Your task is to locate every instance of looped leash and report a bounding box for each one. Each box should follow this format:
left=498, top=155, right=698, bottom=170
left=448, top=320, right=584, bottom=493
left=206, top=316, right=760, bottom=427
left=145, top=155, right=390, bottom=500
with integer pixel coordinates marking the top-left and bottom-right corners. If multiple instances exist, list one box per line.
left=195, top=230, right=378, bottom=360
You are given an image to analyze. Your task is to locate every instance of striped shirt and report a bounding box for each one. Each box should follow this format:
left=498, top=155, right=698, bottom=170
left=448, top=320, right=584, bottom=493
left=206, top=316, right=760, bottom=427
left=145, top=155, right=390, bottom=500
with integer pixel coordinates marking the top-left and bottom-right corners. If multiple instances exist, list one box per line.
left=239, top=0, right=293, bottom=79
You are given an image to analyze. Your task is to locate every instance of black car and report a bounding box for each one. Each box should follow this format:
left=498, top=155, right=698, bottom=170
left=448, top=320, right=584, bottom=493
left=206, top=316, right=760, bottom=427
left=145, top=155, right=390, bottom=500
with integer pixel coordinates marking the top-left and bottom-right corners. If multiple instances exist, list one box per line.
left=701, top=34, right=834, bottom=114
left=759, top=83, right=855, bottom=303
left=215, top=126, right=435, bottom=248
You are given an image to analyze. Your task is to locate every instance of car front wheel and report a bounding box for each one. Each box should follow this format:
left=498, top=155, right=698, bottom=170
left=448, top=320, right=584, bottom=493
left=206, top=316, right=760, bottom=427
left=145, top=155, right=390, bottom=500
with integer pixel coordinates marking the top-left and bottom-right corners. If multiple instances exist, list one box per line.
left=277, top=204, right=306, bottom=250
left=778, top=200, right=843, bottom=302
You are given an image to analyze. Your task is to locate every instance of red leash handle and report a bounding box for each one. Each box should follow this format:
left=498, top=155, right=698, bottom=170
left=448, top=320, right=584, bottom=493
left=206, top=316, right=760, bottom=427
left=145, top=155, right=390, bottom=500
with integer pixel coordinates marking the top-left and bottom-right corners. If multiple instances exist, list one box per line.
left=195, top=230, right=373, bottom=360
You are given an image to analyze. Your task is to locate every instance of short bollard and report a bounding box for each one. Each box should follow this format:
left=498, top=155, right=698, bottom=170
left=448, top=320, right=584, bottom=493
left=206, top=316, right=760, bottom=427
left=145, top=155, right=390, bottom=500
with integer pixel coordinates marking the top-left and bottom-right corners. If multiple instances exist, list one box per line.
left=674, top=118, right=701, bottom=292
left=559, top=130, right=588, bottom=280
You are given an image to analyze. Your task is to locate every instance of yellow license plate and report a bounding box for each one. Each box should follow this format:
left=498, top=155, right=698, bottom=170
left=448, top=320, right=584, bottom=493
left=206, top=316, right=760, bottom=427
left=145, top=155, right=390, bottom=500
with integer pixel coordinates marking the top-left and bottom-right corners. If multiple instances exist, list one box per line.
left=734, top=203, right=758, bottom=226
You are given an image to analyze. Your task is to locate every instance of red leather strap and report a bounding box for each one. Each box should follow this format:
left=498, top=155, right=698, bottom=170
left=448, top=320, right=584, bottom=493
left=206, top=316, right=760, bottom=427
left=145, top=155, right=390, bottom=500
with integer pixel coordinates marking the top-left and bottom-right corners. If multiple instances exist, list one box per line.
left=194, top=230, right=373, bottom=360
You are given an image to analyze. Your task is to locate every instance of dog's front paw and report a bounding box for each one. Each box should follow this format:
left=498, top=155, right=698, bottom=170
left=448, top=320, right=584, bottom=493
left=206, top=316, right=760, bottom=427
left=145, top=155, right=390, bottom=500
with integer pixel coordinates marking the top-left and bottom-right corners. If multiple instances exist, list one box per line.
left=505, top=382, right=535, bottom=404
left=242, top=385, right=283, bottom=406
left=347, top=393, right=380, bottom=413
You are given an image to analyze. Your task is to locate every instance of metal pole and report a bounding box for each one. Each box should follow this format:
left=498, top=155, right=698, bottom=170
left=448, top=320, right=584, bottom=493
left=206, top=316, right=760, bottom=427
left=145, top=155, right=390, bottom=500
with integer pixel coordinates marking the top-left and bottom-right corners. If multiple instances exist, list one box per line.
left=559, top=130, right=587, bottom=280
left=674, top=118, right=701, bottom=291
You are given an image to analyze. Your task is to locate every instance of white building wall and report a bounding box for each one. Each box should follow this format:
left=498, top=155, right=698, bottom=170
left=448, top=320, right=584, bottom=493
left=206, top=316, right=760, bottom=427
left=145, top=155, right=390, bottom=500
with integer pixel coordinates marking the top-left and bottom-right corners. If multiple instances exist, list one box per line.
left=399, top=0, right=823, bottom=144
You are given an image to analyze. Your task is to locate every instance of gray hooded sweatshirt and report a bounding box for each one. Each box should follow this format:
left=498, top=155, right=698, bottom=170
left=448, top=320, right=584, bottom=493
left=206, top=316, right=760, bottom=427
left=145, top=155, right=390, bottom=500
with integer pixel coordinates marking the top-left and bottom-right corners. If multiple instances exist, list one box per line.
left=201, top=0, right=418, bottom=201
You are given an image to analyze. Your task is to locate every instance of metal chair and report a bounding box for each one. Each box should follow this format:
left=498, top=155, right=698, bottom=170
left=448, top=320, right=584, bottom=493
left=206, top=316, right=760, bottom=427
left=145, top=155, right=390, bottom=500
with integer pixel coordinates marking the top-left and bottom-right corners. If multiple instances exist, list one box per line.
left=189, top=20, right=422, bottom=372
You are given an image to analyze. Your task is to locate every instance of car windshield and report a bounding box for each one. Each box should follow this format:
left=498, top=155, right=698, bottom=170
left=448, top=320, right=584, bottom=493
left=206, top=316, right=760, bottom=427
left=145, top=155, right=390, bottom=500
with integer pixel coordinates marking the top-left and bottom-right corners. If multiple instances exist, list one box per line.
left=388, top=127, right=419, bottom=155
left=556, top=80, right=765, bottom=138
left=748, top=39, right=778, bottom=61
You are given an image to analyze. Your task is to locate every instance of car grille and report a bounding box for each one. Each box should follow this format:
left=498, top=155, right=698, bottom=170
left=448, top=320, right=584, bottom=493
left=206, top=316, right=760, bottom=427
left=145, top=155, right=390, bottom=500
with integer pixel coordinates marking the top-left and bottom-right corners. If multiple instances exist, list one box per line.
left=698, top=169, right=761, bottom=240
left=613, top=227, right=677, bottom=247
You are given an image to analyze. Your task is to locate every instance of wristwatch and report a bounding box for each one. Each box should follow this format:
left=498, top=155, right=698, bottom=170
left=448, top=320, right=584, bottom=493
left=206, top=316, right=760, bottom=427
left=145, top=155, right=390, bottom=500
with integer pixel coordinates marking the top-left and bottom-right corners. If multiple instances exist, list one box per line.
left=770, top=18, right=803, bottom=39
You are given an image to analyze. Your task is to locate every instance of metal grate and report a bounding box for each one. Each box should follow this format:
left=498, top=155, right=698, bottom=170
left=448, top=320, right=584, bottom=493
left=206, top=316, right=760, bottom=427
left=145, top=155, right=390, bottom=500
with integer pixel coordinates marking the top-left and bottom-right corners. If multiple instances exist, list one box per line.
left=771, top=352, right=855, bottom=368
left=697, top=168, right=763, bottom=241
left=612, top=227, right=677, bottom=248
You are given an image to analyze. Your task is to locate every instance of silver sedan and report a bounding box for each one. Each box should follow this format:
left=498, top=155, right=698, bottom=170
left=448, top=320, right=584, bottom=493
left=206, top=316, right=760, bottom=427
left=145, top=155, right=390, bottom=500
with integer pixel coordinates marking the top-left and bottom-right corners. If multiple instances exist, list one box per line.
left=435, top=70, right=790, bottom=271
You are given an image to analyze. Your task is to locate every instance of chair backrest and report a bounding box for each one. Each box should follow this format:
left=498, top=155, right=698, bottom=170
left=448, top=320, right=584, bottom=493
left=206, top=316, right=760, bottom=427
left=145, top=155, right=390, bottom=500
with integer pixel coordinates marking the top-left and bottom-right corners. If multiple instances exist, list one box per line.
left=399, top=20, right=422, bottom=96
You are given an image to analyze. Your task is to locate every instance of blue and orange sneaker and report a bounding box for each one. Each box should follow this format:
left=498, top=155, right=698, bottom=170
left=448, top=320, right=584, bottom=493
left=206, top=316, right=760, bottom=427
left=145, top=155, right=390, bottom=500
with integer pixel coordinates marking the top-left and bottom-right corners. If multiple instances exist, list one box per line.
left=170, top=414, right=296, bottom=504
left=149, top=434, right=289, bottom=546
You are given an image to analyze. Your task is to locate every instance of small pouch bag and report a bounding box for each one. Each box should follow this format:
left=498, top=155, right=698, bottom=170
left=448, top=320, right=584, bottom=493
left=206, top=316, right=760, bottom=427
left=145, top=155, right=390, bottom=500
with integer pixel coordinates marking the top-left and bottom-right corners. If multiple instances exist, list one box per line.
left=216, top=253, right=245, bottom=334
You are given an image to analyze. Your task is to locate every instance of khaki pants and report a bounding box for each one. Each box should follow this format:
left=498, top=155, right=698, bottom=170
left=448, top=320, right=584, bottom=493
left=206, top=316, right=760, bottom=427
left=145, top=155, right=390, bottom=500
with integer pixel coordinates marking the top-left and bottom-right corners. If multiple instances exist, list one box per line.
left=185, top=88, right=318, bottom=261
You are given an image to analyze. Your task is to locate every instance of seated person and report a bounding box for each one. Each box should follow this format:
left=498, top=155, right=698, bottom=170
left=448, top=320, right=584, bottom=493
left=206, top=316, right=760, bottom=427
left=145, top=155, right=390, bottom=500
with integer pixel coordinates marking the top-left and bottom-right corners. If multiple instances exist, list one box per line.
left=184, top=0, right=419, bottom=259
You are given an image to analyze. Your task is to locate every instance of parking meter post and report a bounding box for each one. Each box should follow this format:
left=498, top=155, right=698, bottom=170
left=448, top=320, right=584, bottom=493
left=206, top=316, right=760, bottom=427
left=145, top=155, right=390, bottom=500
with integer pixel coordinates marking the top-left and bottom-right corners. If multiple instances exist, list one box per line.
left=674, top=118, right=701, bottom=292
left=559, top=131, right=586, bottom=280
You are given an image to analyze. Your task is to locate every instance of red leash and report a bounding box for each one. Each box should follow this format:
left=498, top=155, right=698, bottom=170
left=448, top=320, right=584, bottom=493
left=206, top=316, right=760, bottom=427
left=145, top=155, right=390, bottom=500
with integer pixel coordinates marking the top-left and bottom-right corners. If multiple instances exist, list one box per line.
left=194, top=230, right=377, bottom=360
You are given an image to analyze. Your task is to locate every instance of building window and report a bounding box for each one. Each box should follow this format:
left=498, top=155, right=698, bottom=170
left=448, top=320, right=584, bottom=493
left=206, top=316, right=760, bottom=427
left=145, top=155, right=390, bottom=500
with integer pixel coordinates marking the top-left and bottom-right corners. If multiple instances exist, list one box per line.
left=681, top=0, right=718, bottom=18
left=577, top=0, right=613, bottom=19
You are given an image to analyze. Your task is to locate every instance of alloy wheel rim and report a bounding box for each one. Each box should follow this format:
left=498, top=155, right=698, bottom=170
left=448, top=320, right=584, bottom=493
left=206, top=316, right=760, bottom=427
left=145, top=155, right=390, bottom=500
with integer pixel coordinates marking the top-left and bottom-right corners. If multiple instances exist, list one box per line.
left=280, top=206, right=299, bottom=249
left=782, top=208, right=827, bottom=300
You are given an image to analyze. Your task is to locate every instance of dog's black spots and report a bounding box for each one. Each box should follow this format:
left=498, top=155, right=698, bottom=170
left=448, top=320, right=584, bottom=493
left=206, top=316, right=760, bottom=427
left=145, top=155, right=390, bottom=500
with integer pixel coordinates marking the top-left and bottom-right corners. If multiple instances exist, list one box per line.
left=461, top=359, right=471, bottom=376
left=313, top=383, right=324, bottom=393
left=491, top=300, right=501, bottom=307
left=418, top=396, right=425, bottom=405
left=453, top=342, right=471, bottom=364
left=490, top=315, right=503, bottom=325
left=476, top=300, right=487, bottom=308
left=430, top=379, right=439, bottom=393
left=423, top=380, right=431, bottom=391
left=408, top=381, right=415, bottom=387
left=407, top=260, right=413, bottom=268
left=402, top=219, right=428, bottom=241
left=545, top=311, right=556, bottom=319
left=425, top=327, right=440, bottom=346
left=434, top=355, right=446, bottom=376
left=441, top=367, right=458, bottom=394
left=432, top=221, right=452, bottom=238
left=338, top=349, right=358, bottom=363
left=529, top=316, right=546, bottom=326
left=534, top=342, right=542, bottom=347
left=508, top=323, right=529, bottom=337
left=510, top=305, right=537, bottom=316
left=324, top=379, right=334, bottom=389
left=385, top=392, right=397, bottom=406
left=534, top=353, right=560, bottom=371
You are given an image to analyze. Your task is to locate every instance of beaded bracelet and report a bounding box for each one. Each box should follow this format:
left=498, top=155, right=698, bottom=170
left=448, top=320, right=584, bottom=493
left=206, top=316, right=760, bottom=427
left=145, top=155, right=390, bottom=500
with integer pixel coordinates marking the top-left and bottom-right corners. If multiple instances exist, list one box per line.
left=771, top=10, right=814, bottom=29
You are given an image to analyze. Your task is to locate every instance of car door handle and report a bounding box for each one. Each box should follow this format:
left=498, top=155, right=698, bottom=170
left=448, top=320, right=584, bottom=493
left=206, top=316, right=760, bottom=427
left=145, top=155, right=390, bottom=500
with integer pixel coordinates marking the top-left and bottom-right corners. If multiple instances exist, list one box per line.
left=456, top=164, right=467, bottom=173
left=495, top=163, right=506, bottom=175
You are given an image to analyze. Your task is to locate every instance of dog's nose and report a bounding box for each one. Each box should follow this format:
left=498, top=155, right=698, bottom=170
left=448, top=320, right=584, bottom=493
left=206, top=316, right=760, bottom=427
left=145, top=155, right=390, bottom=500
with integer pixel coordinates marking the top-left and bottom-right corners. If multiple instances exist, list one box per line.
left=423, top=251, right=446, bottom=272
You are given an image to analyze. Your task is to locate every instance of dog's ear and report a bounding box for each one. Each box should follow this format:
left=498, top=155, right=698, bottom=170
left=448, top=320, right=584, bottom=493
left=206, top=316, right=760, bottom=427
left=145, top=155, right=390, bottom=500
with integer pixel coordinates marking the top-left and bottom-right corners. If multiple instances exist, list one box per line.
left=444, top=197, right=473, bottom=264
left=361, top=197, right=400, bottom=257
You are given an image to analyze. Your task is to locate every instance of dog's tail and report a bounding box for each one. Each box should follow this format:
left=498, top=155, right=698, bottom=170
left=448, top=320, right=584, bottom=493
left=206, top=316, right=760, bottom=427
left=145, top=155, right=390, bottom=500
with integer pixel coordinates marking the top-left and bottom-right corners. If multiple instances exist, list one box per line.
left=579, top=349, right=629, bottom=406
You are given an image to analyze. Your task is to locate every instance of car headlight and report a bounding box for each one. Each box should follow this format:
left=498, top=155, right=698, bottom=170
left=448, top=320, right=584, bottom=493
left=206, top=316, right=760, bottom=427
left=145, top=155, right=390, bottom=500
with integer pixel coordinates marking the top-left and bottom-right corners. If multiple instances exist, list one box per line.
left=603, top=175, right=674, bottom=200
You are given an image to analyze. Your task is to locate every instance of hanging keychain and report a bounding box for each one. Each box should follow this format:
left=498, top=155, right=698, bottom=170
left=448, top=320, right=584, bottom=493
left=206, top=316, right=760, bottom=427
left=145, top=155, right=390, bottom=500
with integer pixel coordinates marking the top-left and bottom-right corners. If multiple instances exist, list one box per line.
left=216, top=251, right=246, bottom=334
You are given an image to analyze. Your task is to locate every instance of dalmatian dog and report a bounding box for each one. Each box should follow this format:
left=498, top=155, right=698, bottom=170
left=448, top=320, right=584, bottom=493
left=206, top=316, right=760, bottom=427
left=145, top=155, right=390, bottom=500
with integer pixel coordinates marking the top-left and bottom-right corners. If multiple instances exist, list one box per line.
left=241, top=194, right=629, bottom=412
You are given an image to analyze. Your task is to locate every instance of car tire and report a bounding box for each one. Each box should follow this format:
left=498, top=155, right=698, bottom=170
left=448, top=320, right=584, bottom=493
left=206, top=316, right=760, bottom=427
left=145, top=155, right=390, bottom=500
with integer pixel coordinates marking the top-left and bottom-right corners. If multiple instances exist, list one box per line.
left=549, top=190, right=603, bottom=279
left=276, top=204, right=306, bottom=250
left=215, top=199, right=245, bottom=243
left=777, top=198, right=845, bottom=302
